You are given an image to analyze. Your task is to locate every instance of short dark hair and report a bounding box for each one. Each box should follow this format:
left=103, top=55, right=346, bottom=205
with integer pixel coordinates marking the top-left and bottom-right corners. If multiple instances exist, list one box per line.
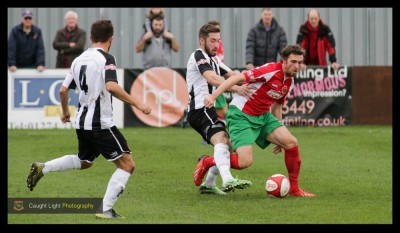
left=199, top=23, right=220, bottom=40
left=207, top=20, right=220, bottom=27
left=151, top=15, right=164, bottom=23
left=281, top=44, right=306, bottom=59
left=91, top=20, right=113, bottom=43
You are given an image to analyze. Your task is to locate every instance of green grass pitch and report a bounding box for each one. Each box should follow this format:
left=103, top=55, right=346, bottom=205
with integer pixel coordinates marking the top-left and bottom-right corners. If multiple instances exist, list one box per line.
left=8, top=126, right=392, bottom=224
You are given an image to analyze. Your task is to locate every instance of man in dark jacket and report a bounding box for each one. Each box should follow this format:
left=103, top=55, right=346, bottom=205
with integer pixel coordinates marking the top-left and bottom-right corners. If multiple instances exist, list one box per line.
left=296, top=8, right=340, bottom=69
left=245, top=8, right=287, bottom=70
left=53, top=11, right=86, bottom=68
left=8, top=10, right=45, bottom=72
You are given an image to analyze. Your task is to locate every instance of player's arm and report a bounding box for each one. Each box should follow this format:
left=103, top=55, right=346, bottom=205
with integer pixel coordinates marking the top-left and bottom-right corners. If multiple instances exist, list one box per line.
left=106, top=81, right=151, bottom=115
left=59, top=69, right=75, bottom=123
left=59, top=86, right=71, bottom=123
left=204, top=73, right=246, bottom=108
left=271, top=102, right=283, bottom=121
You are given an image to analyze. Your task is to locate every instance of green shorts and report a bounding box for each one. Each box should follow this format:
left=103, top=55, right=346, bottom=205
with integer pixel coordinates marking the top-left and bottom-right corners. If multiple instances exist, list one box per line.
left=215, top=94, right=227, bottom=108
left=226, top=105, right=284, bottom=151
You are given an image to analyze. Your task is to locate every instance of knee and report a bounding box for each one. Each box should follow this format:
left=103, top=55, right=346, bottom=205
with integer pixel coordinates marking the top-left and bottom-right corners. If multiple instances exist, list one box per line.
left=284, top=136, right=298, bottom=149
left=122, top=158, right=136, bottom=174
left=239, top=158, right=252, bottom=169
left=80, top=161, right=93, bottom=169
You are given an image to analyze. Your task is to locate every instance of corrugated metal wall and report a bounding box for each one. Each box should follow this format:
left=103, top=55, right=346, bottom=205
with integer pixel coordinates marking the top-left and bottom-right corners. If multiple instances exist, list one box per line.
left=8, top=7, right=392, bottom=69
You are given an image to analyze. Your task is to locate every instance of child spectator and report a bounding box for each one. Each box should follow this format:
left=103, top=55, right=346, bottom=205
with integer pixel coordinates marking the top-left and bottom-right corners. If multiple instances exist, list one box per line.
left=144, top=8, right=169, bottom=32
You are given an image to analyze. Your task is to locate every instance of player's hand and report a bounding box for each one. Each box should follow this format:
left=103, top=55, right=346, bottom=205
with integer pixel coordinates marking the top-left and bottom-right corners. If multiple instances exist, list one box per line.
left=61, top=112, right=71, bottom=123
left=204, top=96, right=215, bottom=108
left=140, top=105, right=152, bottom=115
left=272, top=145, right=283, bottom=154
left=236, top=84, right=257, bottom=100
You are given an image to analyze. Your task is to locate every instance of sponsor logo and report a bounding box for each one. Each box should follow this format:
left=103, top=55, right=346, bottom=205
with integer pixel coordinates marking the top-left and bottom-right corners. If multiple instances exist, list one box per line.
left=130, top=67, right=189, bottom=127
left=105, top=64, right=117, bottom=70
left=196, top=59, right=208, bottom=66
left=13, top=77, right=79, bottom=109
left=281, top=86, right=288, bottom=95
left=267, top=89, right=283, bottom=99
left=110, top=151, right=118, bottom=158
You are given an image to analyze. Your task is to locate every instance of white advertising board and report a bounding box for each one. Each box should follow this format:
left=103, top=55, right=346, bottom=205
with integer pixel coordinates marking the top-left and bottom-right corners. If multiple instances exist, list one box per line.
left=8, top=69, right=124, bottom=129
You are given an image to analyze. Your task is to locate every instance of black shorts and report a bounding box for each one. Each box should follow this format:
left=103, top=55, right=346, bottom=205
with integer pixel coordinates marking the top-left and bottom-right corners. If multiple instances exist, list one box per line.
left=76, top=126, right=131, bottom=162
left=188, top=106, right=227, bottom=144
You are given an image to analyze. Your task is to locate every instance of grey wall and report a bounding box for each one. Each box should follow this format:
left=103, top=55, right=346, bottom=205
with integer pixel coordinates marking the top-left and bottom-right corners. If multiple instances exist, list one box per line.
left=8, top=7, right=392, bottom=69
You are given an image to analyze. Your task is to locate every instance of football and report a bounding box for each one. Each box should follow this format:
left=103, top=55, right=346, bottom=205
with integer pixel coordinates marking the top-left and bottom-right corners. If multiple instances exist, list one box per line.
left=265, top=174, right=290, bottom=198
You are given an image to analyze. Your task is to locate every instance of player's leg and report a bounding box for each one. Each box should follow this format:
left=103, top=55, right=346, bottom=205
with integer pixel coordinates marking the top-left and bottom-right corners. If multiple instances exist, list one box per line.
left=26, top=129, right=93, bottom=191
left=188, top=107, right=219, bottom=186
left=225, top=105, right=259, bottom=170
left=266, top=125, right=315, bottom=197
left=97, top=153, right=133, bottom=219
left=198, top=166, right=226, bottom=195
left=93, top=126, right=133, bottom=219
left=215, top=94, right=228, bottom=123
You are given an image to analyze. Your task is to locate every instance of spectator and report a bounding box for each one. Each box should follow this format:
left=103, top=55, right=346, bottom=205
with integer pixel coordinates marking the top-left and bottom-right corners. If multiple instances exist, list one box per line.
left=53, top=10, right=86, bottom=68
left=144, top=8, right=169, bottom=33
left=296, top=8, right=340, bottom=70
left=8, top=9, right=45, bottom=72
left=245, top=8, right=287, bottom=70
left=135, top=15, right=180, bottom=69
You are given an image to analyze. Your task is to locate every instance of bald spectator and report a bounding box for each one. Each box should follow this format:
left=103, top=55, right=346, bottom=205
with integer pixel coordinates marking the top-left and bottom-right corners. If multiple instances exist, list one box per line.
left=8, top=9, right=45, bottom=72
left=245, top=8, right=287, bottom=70
left=53, top=10, right=86, bottom=68
left=296, top=8, right=340, bottom=70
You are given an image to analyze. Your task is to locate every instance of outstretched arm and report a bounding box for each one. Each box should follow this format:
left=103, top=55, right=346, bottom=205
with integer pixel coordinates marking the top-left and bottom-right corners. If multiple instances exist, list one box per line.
left=106, top=81, right=151, bottom=115
left=204, top=73, right=246, bottom=108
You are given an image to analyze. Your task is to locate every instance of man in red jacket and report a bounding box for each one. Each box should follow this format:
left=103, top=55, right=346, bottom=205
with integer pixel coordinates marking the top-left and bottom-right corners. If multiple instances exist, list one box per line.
left=296, top=9, right=340, bottom=70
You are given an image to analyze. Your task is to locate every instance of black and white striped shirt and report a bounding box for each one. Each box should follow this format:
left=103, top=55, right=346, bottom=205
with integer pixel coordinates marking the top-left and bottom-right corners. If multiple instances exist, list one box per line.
left=62, top=48, right=118, bottom=130
left=186, top=48, right=231, bottom=111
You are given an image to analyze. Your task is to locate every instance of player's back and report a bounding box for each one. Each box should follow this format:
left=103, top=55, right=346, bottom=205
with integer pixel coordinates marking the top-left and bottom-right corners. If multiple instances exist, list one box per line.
left=71, top=48, right=108, bottom=104
left=70, top=47, right=115, bottom=130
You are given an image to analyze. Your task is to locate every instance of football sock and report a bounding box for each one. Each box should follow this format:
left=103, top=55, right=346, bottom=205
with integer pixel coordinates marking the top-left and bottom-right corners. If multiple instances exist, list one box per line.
left=230, top=153, right=241, bottom=169
left=284, top=146, right=301, bottom=191
left=205, top=166, right=219, bottom=188
left=103, top=168, right=131, bottom=212
left=42, top=155, right=81, bottom=174
left=203, top=156, right=215, bottom=169
left=214, top=143, right=234, bottom=183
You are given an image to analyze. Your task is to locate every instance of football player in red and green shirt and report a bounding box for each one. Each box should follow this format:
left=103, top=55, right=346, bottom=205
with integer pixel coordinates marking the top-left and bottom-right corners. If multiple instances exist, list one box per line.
left=204, top=44, right=315, bottom=197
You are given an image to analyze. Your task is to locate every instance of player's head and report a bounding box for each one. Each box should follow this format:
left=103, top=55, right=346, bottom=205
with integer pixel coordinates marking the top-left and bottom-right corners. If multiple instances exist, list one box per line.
left=90, top=19, right=114, bottom=51
left=199, top=23, right=220, bottom=57
left=207, top=20, right=221, bottom=30
left=281, top=44, right=305, bottom=77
